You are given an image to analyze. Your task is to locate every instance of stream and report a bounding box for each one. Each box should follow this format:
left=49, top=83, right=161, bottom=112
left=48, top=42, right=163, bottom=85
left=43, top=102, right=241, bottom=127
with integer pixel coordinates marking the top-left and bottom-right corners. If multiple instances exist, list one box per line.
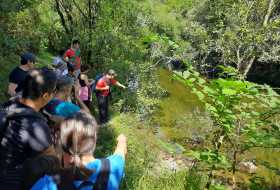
left=154, top=68, right=280, bottom=187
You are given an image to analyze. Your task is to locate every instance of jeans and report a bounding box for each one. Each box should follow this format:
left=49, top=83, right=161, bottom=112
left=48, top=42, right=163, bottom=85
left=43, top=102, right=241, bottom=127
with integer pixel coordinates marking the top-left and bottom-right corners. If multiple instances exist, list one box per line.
left=96, top=94, right=109, bottom=124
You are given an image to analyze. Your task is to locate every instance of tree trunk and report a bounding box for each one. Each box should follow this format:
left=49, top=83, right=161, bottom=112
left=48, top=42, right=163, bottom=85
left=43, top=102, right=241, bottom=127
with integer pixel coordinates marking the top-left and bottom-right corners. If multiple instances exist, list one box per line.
left=62, top=3, right=74, bottom=35
left=54, top=0, right=70, bottom=34
left=232, top=150, right=237, bottom=189
left=236, top=46, right=244, bottom=71
left=263, top=0, right=274, bottom=27
left=87, top=0, right=93, bottom=65
left=243, top=57, right=255, bottom=79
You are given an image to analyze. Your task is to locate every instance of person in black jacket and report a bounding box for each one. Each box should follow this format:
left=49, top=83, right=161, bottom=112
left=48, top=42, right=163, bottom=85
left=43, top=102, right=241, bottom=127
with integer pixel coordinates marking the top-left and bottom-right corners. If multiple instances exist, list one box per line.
left=0, top=67, right=58, bottom=190
left=7, top=52, right=36, bottom=97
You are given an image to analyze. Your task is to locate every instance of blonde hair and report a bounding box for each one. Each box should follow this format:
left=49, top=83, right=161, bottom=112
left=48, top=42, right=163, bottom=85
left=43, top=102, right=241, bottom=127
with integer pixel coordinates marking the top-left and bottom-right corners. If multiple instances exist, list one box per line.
left=60, top=111, right=98, bottom=167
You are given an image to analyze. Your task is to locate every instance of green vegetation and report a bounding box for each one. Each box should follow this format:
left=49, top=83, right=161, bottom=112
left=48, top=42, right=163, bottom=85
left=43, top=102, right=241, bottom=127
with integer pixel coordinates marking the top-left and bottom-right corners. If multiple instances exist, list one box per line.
left=1, top=0, right=280, bottom=189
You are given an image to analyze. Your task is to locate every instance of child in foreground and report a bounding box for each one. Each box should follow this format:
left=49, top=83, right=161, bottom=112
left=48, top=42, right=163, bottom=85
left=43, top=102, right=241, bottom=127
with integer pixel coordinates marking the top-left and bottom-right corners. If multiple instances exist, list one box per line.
left=30, top=111, right=127, bottom=190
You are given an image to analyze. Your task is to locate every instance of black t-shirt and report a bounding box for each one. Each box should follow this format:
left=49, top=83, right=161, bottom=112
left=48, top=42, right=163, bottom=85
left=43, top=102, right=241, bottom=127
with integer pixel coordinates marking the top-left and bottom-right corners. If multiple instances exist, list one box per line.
left=9, top=66, right=28, bottom=93
left=0, top=100, right=52, bottom=188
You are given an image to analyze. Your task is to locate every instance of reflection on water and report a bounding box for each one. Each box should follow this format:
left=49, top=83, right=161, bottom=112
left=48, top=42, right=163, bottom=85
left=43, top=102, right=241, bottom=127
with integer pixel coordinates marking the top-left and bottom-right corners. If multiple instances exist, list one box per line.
left=154, top=68, right=280, bottom=187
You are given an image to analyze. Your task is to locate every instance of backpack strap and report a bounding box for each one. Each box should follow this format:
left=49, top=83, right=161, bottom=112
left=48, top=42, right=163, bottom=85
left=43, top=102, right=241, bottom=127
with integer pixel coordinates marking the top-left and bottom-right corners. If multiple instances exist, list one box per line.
left=78, top=158, right=110, bottom=190
left=93, top=158, right=110, bottom=190
left=92, top=75, right=104, bottom=94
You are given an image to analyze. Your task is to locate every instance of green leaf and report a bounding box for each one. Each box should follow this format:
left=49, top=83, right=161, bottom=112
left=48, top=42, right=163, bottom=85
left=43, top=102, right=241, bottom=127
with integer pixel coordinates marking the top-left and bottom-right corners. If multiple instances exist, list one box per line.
left=182, top=71, right=191, bottom=79
left=198, top=78, right=206, bottom=85
left=196, top=91, right=205, bottom=100
left=193, top=71, right=200, bottom=77
left=222, top=88, right=237, bottom=95
left=185, top=150, right=200, bottom=160
left=188, top=78, right=196, bottom=83
left=210, top=184, right=227, bottom=190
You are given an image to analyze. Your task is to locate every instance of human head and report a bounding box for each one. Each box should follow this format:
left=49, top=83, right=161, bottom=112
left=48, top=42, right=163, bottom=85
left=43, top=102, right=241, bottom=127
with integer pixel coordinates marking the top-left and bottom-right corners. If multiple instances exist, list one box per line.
left=58, top=49, right=65, bottom=57
left=106, top=69, right=117, bottom=79
left=60, top=111, right=98, bottom=166
left=55, top=75, right=74, bottom=100
left=22, top=67, right=57, bottom=109
left=72, top=39, right=80, bottom=50
left=78, top=74, right=88, bottom=87
left=21, top=52, right=36, bottom=70
left=67, top=63, right=75, bottom=77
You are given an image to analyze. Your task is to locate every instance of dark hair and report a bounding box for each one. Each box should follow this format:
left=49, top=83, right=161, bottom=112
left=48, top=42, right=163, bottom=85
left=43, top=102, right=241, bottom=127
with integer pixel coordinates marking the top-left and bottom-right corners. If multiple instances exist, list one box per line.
left=67, top=62, right=75, bottom=73
left=21, top=52, right=36, bottom=65
left=58, top=49, right=65, bottom=57
left=72, top=39, right=80, bottom=45
left=60, top=111, right=98, bottom=159
left=22, top=67, right=57, bottom=100
left=56, top=75, right=74, bottom=93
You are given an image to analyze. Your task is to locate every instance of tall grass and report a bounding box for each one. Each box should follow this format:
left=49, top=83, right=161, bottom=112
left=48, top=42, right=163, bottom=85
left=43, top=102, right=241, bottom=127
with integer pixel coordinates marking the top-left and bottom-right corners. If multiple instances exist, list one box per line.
left=95, top=114, right=206, bottom=190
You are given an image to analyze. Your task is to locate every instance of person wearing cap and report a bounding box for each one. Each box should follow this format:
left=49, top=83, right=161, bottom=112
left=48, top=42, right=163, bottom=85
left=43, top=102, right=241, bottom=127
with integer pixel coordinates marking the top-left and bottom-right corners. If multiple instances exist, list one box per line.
left=95, top=69, right=126, bottom=124
left=64, top=39, right=81, bottom=78
left=44, top=75, right=90, bottom=118
left=8, top=52, right=36, bottom=96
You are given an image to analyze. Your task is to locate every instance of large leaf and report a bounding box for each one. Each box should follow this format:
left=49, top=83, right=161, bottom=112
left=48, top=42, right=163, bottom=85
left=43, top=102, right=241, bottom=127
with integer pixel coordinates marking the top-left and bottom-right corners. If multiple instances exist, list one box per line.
left=222, top=88, right=237, bottom=95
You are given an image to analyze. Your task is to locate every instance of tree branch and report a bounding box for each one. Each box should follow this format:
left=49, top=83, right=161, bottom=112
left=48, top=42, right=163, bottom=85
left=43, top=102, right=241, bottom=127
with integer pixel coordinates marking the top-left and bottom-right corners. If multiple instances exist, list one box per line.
left=243, top=56, right=255, bottom=79
left=263, top=0, right=274, bottom=27
left=54, top=0, right=70, bottom=34
left=60, top=0, right=74, bottom=34
left=72, top=0, right=88, bottom=19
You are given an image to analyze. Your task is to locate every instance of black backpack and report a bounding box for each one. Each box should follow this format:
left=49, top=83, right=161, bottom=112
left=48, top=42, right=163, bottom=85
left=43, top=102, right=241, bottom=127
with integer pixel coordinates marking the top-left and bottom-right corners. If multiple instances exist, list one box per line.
left=78, top=158, right=110, bottom=190
left=59, top=158, right=111, bottom=190
left=0, top=100, right=46, bottom=143
left=0, top=101, right=16, bottom=141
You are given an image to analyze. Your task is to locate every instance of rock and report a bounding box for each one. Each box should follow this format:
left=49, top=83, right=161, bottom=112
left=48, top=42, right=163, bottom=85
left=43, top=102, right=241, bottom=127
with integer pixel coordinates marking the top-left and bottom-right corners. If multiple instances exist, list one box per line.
left=238, top=161, right=257, bottom=174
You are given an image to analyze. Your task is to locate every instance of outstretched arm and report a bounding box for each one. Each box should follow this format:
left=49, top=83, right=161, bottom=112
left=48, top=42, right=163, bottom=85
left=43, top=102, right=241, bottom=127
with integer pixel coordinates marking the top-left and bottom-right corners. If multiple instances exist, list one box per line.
left=114, top=134, right=127, bottom=158
left=116, top=81, right=126, bottom=89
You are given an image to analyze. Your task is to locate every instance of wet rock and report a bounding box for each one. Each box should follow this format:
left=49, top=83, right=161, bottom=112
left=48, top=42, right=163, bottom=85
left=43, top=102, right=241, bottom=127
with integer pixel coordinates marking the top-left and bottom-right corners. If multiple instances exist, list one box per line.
left=166, top=59, right=187, bottom=72
left=188, top=134, right=204, bottom=146
left=238, top=160, right=257, bottom=174
left=152, top=151, right=194, bottom=174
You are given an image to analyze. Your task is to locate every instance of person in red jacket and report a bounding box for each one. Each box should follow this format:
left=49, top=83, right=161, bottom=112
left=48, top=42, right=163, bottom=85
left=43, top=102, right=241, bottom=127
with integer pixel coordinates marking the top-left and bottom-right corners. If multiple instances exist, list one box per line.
left=64, top=39, right=81, bottom=78
left=95, top=69, right=126, bottom=124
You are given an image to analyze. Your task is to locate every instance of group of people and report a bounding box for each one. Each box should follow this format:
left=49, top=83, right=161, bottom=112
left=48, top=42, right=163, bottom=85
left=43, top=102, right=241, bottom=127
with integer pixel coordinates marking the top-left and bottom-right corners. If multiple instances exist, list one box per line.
left=8, top=40, right=126, bottom=124
left=0, top=40, right=128, bottom=190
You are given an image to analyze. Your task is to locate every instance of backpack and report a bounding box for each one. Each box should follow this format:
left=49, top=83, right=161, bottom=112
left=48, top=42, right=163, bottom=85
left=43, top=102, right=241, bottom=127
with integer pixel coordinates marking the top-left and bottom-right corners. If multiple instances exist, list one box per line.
left=74, top=159, right=111, bottom=190
left=91, top=74, right=104, bottom=93
left=59, top=158, right=110, bottom=190
left=0, top=103, right=9, bottom=142
left=0, top=100, right=46, bottom=143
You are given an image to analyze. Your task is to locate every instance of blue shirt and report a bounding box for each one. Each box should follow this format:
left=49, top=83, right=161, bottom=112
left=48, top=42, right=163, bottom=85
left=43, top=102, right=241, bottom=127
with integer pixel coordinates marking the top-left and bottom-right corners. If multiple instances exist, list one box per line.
left=45, top=99, right=80, bottom=118
left=31, top=154, right=125, bottom=190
